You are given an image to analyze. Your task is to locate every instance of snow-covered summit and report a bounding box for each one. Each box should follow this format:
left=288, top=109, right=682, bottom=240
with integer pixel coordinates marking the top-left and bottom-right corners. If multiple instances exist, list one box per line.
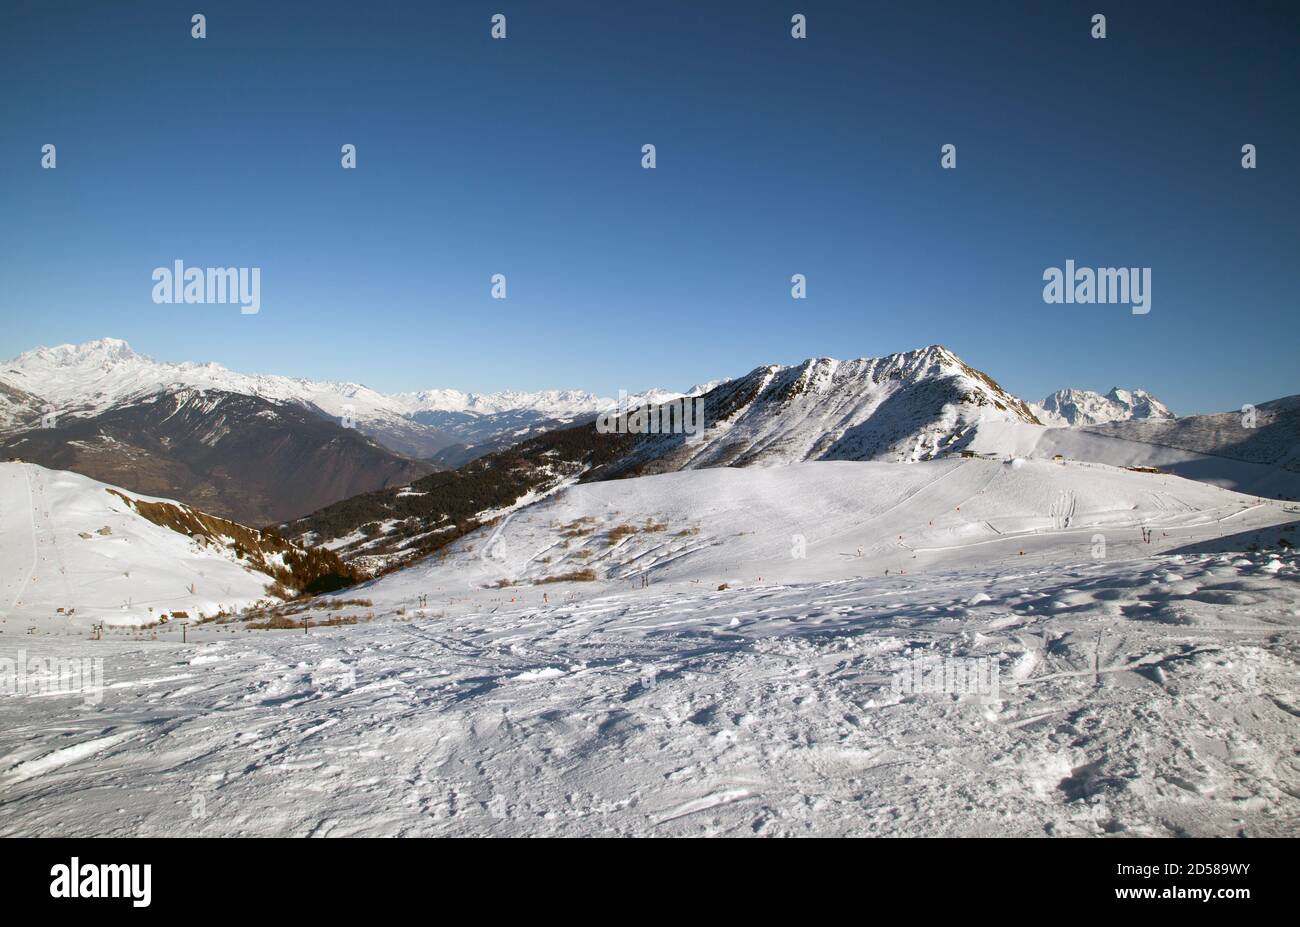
left=608, top=344, right=1041, bottom=475
left=1032, top=387, right=1175, bottom=427
left=0, top=339, right=646, bottom=424
left=1, top=338, right=401, bottom=427
left=393, top=387, right=613, bottom=416
left=13, top=336, right=141, bottom=367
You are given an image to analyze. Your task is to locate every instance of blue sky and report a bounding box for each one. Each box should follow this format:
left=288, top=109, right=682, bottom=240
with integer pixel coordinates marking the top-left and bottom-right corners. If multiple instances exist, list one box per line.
left=2, top=0, right=1296, bottom=414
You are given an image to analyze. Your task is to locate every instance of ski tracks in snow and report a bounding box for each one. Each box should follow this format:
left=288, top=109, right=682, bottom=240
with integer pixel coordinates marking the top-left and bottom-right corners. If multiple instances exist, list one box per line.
left=1, top=549, right=1298, bottom=836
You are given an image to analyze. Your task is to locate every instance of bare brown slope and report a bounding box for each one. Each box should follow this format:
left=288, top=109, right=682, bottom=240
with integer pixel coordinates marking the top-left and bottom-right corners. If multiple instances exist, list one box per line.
left=105, top=487, right=358, bottom=596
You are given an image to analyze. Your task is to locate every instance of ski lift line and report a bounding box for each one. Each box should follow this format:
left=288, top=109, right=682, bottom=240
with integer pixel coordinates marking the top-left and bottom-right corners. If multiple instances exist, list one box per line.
left=48, top=566, right=230, bottom=589
left=47, top=588, right=247, bottom=610
left=3, top=464, right=42, bottom=614
left=31, top=480, right=77, bottom=604
left=26, top=471, right=68, bottom=587
left=908, top=519, right=1203, bottom=555
left=62, top=599, right=190, bottom=612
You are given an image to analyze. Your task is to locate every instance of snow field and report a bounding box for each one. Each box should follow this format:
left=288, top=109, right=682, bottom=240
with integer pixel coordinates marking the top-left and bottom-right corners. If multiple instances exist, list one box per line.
left=0, top=463, right=276, bottom=632
left=1, top=458, right=1296, bottom=836
left=0, top=547, right=1295, bottom=836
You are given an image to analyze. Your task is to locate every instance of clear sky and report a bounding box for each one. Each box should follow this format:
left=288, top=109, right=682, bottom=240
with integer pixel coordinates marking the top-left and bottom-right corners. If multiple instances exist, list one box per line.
left=2, top=1, right=1296, bottom=414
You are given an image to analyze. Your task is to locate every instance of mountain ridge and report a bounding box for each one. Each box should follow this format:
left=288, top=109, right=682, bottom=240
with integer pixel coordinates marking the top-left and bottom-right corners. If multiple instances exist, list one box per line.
left=0, top=338, right=684, bottom=461
left=280, top=344, right=1046, bottom=567
left=2, top=337, right=662, bottom=420
left=1031, top=386, right=1175, bottom=427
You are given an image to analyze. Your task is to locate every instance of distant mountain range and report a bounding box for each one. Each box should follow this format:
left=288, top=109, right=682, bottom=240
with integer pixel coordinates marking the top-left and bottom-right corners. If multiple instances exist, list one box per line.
left=277, top=347, right=1299, bottom=571
left=1031, top=387, right=1176, bottom=426
left=14, top=337, right=1273, bottom=561
left=280, top=345, right=1042, bottom=568
left=2, top=386, right=434, bottom=526
left=0, top=338, right=670, bottom=459
left=0, top=339, right=683, bottom=524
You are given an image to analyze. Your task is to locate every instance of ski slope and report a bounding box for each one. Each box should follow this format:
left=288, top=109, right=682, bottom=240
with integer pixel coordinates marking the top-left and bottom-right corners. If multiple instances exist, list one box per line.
left=1, top=542, right=1296, bottom=837
left=1, top=459, right=1295, bottom=837
left=967, top=418, right=1300, bottom=500
left=376, top=458, right=1294, bottom=602
left=0, top=463, right=277, bottom=632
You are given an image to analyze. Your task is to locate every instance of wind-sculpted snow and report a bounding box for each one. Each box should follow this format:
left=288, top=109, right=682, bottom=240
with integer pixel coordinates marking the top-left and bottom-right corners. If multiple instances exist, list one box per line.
left=2, top=458, right=1296, bottom=836
left=4, top=347, right=1298, bottom=837
left=1, top=541, right=1295, bottom=836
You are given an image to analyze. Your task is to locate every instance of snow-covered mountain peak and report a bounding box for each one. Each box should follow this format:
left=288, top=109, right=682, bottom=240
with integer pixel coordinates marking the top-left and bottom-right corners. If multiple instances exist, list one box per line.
left=606, top=344, right=1040, bottom=475
left=0, top=339, right=631, bottom=421
left=684, top=378, right=730, bottom=397
left=1032, top=387, right=1175, bottom=427
left=395, top=387, right=614, bottom=416
left=10, top=337, right=162, bottom=375
left=0, top=340, right=683, bottom=464
left=12, top=337, right=146, bottom=370
left=1104, top=387, right=1173, bottom=420
left=734, top=345, right=1019, bottom=408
